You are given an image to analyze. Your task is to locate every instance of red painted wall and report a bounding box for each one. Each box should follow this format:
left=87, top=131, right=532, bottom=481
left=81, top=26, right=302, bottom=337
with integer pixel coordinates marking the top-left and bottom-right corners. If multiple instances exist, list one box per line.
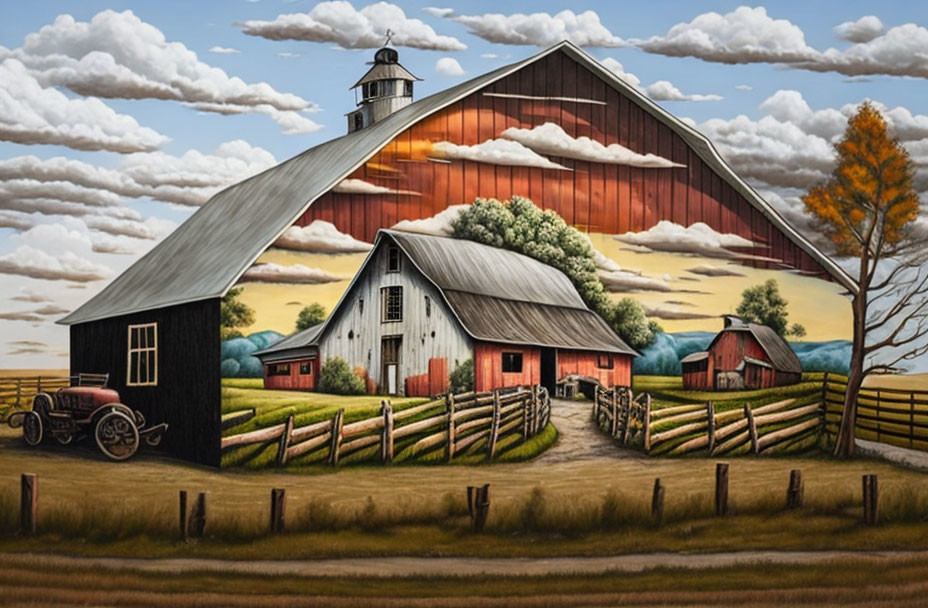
left=296, top=49, right=829, bottom=280
left=474, top=343, right=540, bottom=392
left=708, top=332, right=769, bottom=372
left=557, top=351, right=632, bottom=387
left=263, top=357, right=318, bottom=391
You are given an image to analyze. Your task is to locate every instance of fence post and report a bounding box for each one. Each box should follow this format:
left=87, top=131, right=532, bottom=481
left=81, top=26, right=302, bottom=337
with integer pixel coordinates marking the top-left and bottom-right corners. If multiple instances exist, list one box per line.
left=621, top=388, right=632, bottom=445
left=822, top=372, right=829, bottom=404
left=910, top=392, right=916, bottom=448
left=786, top=469, right=803, bottom=510
left=487, top=390, right=501, bottom=458
left=651, top=478, right=664, bottom=526
left=466, top=484, right=491, bottom=533
left=15, top=379, right=22, bottom=409
left=706, top=401, right=716, bottom=453
left=381, top=401, right=394, bottom=463
left=277, top=413, right=294, bottom=466
left=862, top=474, right=879, bottom=525
left=446, top=392, right=456, bottom=462
left=270, top=488, right=286, bottom=534
left=188, top=492, right=207, bottom=539
left=875, top=390, right=882, bottom=443
left=20, top=473, right=37, bottom=535
left=179, top=490, right=188, bottom=540
left=744, top=404, right=759, bottom=455
left=36, top=378, right=42, bottom=394
left=610, top=389, right=619, bottom=438
left=715, top=463, right=729, bottom=516
left=329, top=408, right=345, bottom=466
left=643, top=393, right=652, bottom=454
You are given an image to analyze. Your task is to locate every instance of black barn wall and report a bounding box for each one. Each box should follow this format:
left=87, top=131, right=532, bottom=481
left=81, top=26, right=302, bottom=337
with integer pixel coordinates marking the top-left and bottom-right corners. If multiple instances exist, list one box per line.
left=69, top=299, right=220, bottom=466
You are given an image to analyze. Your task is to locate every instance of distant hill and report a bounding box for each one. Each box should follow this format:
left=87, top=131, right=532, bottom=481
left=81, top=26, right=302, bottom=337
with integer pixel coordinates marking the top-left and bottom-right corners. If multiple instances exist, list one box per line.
left=633, top=331, right=851, bottom=376
left=221, top=331, right=284, bottom=378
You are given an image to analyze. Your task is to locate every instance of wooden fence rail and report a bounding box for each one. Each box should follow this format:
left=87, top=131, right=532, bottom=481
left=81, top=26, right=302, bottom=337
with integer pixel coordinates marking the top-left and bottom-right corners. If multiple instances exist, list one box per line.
left=0, top=377, right=71, bottom=414
left=221, top=385, right=551, bottom=466
left=823, top=373, right=928, bottom=451
left=593, top=384, right=824, bottom=456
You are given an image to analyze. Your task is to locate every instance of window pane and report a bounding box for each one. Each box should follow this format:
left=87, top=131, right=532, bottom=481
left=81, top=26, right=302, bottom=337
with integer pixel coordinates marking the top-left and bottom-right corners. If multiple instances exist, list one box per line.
left=129, top=352, right=139, bottom=383
left=502, top=352, right=523, bottom=373
left=148, top=350, right=156, bottom=384
left=130, top=327, right=139, bottom=349
left=147, top=325, right=155, bottom=347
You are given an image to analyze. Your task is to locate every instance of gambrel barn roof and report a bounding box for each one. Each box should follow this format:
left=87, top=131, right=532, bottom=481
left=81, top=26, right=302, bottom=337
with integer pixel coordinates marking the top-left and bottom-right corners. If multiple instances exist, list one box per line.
left=60, top=42, right=856, bottom=326
left=684, top=316, right=802, bottom=374
left=256, top=230, right=639, bottom=358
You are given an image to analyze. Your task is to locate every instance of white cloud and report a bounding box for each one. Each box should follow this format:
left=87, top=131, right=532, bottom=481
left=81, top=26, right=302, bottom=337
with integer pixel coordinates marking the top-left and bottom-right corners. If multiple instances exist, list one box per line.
left=0, top=59, right=168, bottom=153
left=448, top=9, right=625, bottom=47
left=186, top=101, right=323, bottom=135
left=834, top=16, right=884, bottom=43
left=636, top=6, right=817, bottom=64
left=273, top=220, right=373, bottom=253
left=685, top=264, right=746, bottom=277
left=391, top=204, right=468, bottom=236
left=432, top=138, right=570, bottom=170
left=240, top=1, right=466, bottom=50
left=615, top=220, right=756, bottom=258
left=0, top=245, right=111, bottom=282
left=277, top=52, right=301, bottom=58
left=2, top=10, right=316, bottom=132
left=240, top=263, right=347, bottom=284
left=643, top=304, right=715, bottom=320
left=435, top=57, right=465, bottom=76
left=803, top=24, right=928, bottom=79
left=10, top=288, right=52, bottom=303
left=480, top=52, right=498, bottom=59
left=209, top=46, right=241, bottom=54
left=645, top=80, right=722, bottom=102
left=598, top=269, right=673, bottom=293
left=598, top=57, right=642, bottom=90
left=0, top=210, right=36, bottom=231
left=735, top=84, right=753, bottom=91
left=332, top=178, right=420, bottom=196
left=501, top=122, right=684, bottom=168
left=423, top=7, right=454, bottom=18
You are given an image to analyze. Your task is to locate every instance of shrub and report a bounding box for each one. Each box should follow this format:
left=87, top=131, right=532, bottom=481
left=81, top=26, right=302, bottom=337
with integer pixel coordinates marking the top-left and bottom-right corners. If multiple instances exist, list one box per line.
left=449, top=358, right=475, bottom=394
left=318, top=357, right=366, bottom=395
left=296, top=303, right=327, bottom=331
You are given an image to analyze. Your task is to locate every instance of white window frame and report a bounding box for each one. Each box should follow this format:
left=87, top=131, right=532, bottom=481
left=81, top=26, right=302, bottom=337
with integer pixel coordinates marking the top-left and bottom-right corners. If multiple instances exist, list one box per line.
left=127, top=323, right=158, bottom=387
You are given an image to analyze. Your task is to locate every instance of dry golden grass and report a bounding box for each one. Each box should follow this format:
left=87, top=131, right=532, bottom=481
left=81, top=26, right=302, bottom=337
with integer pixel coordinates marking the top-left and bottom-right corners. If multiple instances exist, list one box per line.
left=864, top=373, right=928, bottom=392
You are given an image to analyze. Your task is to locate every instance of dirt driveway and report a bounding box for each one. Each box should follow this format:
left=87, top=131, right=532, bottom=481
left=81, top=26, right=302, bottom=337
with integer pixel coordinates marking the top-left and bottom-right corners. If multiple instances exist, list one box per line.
left=534, top=397, right=641, bottom=463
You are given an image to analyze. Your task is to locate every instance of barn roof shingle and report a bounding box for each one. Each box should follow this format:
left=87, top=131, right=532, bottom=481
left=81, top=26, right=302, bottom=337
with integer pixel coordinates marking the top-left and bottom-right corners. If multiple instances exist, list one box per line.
left=60, top=42, right=856, bottom=327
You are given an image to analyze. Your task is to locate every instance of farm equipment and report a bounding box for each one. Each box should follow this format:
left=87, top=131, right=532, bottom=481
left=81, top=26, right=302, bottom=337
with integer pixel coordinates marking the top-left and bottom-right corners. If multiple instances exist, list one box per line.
left=7, top=373, right=167, bottom=461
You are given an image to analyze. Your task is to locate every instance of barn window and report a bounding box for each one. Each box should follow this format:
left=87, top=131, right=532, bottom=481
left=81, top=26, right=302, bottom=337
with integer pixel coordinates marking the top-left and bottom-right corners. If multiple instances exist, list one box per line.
left=502, top=352, right=523, bottom=374
left=425, top=295, right=431, bottom=317
left=404, top=81, right=413, bottom=96
left=597, top=354, right=614, bottom=369
left=359, top=297, right=364, bottom=314
left=126, top=323, right=157, bottom=386
left=299, top=361, right=312, bottom=375
left=387, top=246, right=401, bottom=272
left=382, top=286, right=403, bottom=322
left=268, top=363, right=290, bottom=376
left=352, top=112, right=363, bottom=131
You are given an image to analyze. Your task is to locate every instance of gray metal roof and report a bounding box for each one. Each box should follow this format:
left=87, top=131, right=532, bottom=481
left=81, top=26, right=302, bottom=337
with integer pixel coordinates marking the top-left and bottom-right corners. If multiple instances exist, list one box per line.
left=680, top=351, right=709, bottom=364
left=60, top=41, right=855, bottom=326
left=745, top=324, right=802, bottom=374
left=253, top=323, right=323, bottom=359
left=351, top=62, right=420, bottom=89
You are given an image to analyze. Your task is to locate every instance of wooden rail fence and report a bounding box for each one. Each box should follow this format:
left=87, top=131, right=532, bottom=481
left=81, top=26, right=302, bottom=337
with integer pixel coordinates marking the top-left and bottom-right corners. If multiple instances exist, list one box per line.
left=824, top=373, right=928, bottom=451
left=221, top=385, right=551, bottom=466
left=0, top=376, right=70, bottom=415
left=594, top=385, right=824, bottom=456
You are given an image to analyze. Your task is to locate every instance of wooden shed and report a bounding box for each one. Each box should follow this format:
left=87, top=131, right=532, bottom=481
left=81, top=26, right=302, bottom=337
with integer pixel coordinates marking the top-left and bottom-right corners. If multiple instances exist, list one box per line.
left=255, top=230, right=638, bottom=396
left=681, top=316, right=802, bottom=390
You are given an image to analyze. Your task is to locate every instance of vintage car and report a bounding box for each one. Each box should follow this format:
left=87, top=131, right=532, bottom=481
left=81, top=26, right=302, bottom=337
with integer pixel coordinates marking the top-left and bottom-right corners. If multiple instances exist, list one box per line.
left=8, top=373, right=167, bottom=461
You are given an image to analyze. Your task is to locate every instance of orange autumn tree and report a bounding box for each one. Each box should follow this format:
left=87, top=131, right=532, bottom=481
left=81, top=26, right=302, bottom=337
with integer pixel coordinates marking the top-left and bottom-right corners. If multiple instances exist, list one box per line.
left=803, top=102, right=927, bottom=457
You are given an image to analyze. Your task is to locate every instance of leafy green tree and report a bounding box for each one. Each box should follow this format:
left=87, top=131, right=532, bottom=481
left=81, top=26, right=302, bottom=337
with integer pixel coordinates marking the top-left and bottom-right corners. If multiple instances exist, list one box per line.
left=318, top=357, right=366, bottom=395
left=296, top=302, right=327, bottom=331
left=736, top=279, right=790, bottom=336
left=220, top=287, right=255, bottom=340
left=449, top=358, right=475, bottom=394
left=452, top=197, right=657, bottom=349
left=788, top=323, right=807, bottom=339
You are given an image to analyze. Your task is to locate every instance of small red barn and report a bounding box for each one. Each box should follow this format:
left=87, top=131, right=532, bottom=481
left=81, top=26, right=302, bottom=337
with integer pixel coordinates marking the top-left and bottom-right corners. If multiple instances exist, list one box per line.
left=257, top=324, right=322, bottom=391
left=681, top=316, right=802, bottom=391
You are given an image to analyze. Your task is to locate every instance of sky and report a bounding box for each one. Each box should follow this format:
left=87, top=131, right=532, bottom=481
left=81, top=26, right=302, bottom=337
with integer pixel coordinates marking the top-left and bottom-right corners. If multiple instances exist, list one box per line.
left=0, top=1, right=926, bottom=371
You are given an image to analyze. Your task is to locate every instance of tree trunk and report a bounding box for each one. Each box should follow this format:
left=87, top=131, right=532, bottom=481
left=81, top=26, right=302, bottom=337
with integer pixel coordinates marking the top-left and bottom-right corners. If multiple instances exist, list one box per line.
left=835, top=258, right=869, bottom=458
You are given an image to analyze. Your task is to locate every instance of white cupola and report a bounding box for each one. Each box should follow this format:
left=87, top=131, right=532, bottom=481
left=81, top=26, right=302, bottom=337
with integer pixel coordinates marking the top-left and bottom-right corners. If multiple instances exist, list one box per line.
left=347, top=37, right=421, bottom=133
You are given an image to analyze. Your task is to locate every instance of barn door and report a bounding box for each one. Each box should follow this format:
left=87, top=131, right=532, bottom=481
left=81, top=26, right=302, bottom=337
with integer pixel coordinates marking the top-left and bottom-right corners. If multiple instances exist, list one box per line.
left=381, top=336, right=402, bottom=395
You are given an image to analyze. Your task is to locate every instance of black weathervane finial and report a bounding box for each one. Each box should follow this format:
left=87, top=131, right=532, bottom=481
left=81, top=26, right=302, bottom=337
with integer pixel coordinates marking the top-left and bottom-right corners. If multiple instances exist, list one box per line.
left=384, top=28, right=394, bottom=47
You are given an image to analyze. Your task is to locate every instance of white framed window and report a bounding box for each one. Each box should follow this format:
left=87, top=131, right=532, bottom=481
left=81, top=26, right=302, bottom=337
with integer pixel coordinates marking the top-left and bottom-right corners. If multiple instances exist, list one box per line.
left=381, top=286, right=403, bottom=322
left=127, top=323, right=158, bottom=386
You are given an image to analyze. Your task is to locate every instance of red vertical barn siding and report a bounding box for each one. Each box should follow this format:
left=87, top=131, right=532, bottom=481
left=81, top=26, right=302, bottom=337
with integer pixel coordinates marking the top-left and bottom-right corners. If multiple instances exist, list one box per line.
left=428, top=357, right=449, bottom=396
left=474, top=342, right=540, bottom=391
left=293, top=50, right=833, bottom=279
left=557, top=351, right=632, bottom=387
left=263, top=358, right=318, bottom=391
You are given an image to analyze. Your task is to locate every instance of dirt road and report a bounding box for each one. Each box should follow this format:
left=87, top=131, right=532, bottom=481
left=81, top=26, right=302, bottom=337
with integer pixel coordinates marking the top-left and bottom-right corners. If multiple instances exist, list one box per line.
left=534, top=397, right=641, bottom=462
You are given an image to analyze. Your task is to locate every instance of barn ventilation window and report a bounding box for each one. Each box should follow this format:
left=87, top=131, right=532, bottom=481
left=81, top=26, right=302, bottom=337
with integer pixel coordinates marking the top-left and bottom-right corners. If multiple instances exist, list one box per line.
left=387, top=246, right=401, bottom=272
left=382, top=286, right=403, bottom=322
left=299, top=361, right=312, bottom=375
left=597, top=354, right=614, bottom=369
left=127, top=323, right=157, bottom=387
left=502, top=352, right=523, bottom=374
left=268, top=363, right=290, bottom=377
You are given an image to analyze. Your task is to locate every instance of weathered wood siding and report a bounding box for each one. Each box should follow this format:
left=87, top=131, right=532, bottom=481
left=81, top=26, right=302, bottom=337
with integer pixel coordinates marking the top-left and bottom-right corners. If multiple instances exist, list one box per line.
left=558, top=351, right=633, bottom=387
left=709, top=332, right=768, bottom=372
left=69, top=299, right=220, bottom=466
left=474, top=343, right=541, bottom=391
left=263, top=357, right=318, bottom=391
left=296, top=49, right=829, bottom=279
left=319, top=242, right=472, bottom=394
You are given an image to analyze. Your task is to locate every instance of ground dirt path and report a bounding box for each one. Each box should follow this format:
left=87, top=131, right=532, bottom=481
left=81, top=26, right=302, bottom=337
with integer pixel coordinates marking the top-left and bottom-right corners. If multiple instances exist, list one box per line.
left=5, top=550, right=927, bottom=578
left=534, top=397, right=640, bottom=462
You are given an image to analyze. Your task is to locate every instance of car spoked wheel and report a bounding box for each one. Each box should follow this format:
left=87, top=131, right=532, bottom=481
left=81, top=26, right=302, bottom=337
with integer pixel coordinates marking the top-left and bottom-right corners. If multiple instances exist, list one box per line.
left=22, top=411, right=43, bottom=446
left=94, top=410, right=139, bottom=461
left=54, top=432, right=74, bottom=446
